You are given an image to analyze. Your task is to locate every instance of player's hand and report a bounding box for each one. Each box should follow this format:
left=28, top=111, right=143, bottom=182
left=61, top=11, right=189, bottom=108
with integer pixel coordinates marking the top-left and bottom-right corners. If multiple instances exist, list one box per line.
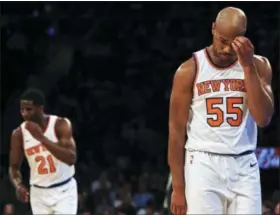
left=25, top=121, right=44, bottom=141
left=232, top=36, right=254, bottom=68
left=16, top=184, right=29, bottom=203
left=170, top=189, right=187, bottom=215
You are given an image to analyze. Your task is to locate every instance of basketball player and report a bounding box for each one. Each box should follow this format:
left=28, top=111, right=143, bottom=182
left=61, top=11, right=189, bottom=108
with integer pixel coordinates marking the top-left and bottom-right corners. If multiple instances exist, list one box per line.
left=168, top=7, right=274, bottom=215
left=9, top=88, right=78, bottom=214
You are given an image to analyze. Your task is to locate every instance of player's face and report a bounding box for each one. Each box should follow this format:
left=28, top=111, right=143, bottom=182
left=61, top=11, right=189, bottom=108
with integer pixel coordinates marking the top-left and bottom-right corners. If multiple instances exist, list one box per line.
left=20, top=100, right=42, bottom=122
left=212, top=23, right=237, bottom=62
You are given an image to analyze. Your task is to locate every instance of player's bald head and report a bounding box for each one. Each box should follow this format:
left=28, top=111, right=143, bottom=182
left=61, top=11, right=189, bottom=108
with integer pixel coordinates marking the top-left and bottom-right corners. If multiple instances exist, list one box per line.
left=214, top=7, right=247, bottom=37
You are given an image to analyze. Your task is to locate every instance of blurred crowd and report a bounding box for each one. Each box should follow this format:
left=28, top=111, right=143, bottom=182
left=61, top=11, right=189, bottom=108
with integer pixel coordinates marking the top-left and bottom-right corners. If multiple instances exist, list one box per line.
left=1, top=2, right=279, bottom=215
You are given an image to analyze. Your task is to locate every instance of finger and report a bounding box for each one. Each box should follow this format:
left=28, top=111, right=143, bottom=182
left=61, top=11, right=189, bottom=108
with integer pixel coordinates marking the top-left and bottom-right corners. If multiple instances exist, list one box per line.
left=171, top=203, right=179, bottom=215
left=180, top=205, right=187, bottom=215
left=233, top=39, right=246, bottom=54
left=235, top=37, right=253, bottom=50
left=175, top=205, right=185, bottom=215
left=174, top=205, right=180, bottom=215
left=231, top=43, right=240, bottom=55
left=245, top=38, right=254, bottom=49
left=178, top=207, right=185, bottom=215
left=171, top=203, right=176, bottom=214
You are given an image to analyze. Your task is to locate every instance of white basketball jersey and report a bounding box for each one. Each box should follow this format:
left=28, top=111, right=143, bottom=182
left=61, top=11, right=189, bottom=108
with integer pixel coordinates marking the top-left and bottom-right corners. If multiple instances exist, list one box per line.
left=21, top=115, right=75, bottom=187
left=186, top=48, right=257, bottom=154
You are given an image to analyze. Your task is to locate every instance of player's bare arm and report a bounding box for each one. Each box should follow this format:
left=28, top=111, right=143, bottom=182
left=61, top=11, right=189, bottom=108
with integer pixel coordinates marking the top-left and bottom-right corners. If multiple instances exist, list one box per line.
left=41, top=118, right=76, bottom=165
left=168, top=58, right=195, bottom=214
left=25, top=118, right=76, bottom=165
left=232, top=36, right=274, bottom=127
left=9, top=128, right=29, bottom=202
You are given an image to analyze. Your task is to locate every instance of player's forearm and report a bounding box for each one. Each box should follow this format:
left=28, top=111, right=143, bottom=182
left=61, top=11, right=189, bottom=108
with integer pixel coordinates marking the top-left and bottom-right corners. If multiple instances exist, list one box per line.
left=168, top=129, right=185, bottom=191
left=40, top=136, right=76, bottom=165
left=9, top=166, right=23, bottom=189
left=244, top=64, right=274, bottom=127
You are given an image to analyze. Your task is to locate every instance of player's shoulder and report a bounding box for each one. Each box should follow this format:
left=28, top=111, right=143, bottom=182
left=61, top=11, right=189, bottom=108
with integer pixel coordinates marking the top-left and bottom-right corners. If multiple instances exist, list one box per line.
left=174, top=57, right=195, bottom=80
left=11, top=126, right=23, bottom=138
left=253, top=54, right=271, bottom=69
left=172, top=57, right=196, bottom=92
left=177, top=57, right=195, bottom=72
left=253, top=54, right=272, bottom=80
left=55, top=117, right=72, bottom=129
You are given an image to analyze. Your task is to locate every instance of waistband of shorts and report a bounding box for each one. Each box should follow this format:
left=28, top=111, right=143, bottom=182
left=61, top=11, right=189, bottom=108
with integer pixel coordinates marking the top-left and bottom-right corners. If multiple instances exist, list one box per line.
left=32, top=177, right=72, bottom=189
left=187, top=149, right=254, bottom=157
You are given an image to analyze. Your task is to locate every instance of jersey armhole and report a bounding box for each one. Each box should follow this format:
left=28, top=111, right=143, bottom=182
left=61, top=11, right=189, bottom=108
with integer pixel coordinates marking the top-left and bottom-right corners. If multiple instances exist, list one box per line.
left=192, top=53, right=199, bottom=92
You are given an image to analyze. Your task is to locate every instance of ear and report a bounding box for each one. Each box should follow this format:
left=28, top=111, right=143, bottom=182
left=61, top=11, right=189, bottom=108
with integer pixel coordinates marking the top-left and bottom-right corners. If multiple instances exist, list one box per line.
left=212, top=22, right=216, bottom=35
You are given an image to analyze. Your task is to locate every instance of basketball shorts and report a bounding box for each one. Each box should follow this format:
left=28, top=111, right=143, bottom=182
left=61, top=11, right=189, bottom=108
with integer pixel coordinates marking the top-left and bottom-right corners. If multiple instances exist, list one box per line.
left=185, top=149, right=261, bottom=214
left=30, top=177, right=78, bottom=214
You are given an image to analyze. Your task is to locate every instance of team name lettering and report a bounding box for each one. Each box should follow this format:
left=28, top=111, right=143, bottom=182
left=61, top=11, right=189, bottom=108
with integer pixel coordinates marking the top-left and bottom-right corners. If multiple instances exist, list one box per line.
left=196, top=79, right=246, bottom=96
left=25, top=144, right=47, bottom=156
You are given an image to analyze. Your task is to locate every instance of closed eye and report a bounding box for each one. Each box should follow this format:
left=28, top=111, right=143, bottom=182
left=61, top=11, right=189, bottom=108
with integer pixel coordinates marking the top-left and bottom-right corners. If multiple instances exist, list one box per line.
left=220, top=39, right=229, bottom=45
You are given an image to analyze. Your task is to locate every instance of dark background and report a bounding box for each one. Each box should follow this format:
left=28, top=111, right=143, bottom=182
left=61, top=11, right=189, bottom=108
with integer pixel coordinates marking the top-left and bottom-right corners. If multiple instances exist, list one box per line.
left=0, top=2, right=279, bottom=215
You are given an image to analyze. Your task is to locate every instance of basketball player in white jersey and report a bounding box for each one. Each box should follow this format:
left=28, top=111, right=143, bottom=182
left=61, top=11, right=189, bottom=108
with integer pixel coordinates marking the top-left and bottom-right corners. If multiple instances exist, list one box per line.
left=168, top=7, right=274, bottom=215
left=9, top=88, right=78, bottom=214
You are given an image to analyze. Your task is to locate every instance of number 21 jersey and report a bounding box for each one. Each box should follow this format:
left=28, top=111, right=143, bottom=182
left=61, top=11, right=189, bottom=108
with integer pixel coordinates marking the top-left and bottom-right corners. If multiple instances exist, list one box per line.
left=186, top=48, right=257, bottom=154
left=21, top=115, right=75, bottom=187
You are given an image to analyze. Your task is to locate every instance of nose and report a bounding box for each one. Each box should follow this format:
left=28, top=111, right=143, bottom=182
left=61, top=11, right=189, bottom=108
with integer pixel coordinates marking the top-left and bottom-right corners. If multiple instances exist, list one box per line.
left=223, top=44, right=233, bottom=55
left=223, top=45, right=233, bottom=55
left=21, top=109, right=28, bottom=119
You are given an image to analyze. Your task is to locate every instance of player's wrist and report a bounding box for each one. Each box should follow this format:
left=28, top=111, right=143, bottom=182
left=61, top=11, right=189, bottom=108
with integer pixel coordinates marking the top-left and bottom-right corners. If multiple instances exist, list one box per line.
left=38, top=134, right=47, bottom=143
left=172, top=184, right=185, bottom=192
left=243, top=62, right=256, bottom=72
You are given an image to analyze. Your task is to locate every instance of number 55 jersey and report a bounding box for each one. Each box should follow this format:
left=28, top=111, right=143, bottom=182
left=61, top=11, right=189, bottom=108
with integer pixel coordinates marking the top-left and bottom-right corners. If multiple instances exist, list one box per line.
left=186, top=48, right=257, bottom=154
left=21, top=115, right=75, bottom=187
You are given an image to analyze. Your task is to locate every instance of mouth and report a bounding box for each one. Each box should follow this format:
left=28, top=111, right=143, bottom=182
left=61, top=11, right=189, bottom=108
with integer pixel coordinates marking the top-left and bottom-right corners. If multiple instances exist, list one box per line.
left=219, top=54, right=231, bottom=60
left=23, top=116, right=34, bottom=121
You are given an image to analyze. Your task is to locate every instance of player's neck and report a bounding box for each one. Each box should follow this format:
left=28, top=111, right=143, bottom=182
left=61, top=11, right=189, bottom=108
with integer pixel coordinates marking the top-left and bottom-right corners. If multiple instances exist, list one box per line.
left=38, top=114, right=49, bottom=130
left=207, top=45, right=237, bottom=68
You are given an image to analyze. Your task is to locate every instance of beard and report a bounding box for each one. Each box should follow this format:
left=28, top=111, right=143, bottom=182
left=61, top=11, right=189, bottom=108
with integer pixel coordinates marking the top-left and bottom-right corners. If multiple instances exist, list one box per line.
left=29, top=114, right=42, bottom=124
left=212, top=45, right=220, bottom=57
left=212, top=45, right=236, bottom=64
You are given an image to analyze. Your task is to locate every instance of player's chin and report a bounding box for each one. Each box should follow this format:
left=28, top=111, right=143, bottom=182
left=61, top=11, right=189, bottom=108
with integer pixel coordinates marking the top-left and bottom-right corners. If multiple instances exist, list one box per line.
left=219, top=55, right=231, bottom=61
left=26, top=118, right=37, bottom=123
left=23, top=117, right=29, bottom=121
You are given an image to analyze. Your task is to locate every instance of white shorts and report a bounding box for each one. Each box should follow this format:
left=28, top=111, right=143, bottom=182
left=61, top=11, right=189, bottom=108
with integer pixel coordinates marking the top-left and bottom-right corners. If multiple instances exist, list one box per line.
left=185, top=150, right=261, bottom=214
left=30, top=178, right=78, bottom=215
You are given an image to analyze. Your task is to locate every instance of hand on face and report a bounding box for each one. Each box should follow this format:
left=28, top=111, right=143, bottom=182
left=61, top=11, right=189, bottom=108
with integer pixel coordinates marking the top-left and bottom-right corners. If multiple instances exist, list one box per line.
left=25, top=121, right=44, bottom=141
left=232, top=36, right=254, bottom=68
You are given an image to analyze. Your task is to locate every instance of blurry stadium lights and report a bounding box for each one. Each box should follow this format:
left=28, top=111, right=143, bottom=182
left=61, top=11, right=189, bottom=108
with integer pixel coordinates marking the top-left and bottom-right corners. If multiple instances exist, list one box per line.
left=47, top=26, right=56, bottom=37
left=32, top=9, right=39, bottom=17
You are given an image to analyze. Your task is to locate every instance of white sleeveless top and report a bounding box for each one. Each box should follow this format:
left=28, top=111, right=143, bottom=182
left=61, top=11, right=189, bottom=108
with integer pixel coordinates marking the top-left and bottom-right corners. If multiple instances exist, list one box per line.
left=21, top=115, right=75, bottom=187
left=186, top=48, right=257, bottom=154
